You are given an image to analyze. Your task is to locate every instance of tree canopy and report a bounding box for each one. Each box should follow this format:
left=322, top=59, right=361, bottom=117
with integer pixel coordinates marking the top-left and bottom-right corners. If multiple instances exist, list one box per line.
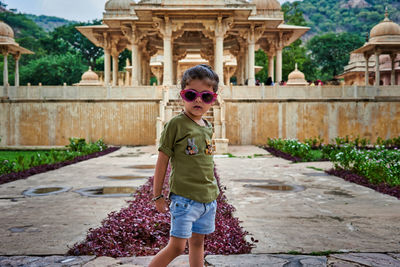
left=306, top=32, right=365, bottom=78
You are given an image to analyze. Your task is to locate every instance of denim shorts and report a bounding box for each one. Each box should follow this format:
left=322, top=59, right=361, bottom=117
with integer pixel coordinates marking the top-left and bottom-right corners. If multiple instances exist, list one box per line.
left=169, top=193, right=217, bottom=239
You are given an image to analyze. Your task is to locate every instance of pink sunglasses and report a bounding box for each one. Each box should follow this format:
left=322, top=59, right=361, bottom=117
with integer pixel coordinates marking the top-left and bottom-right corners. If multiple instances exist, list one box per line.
left=180, top=89, right=218, bottom=104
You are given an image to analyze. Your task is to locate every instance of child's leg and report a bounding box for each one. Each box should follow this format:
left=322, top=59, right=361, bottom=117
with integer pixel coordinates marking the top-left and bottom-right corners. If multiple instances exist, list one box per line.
left=188, top=233, right=205, bottom=267
left=148, top=236, right=187, bottom=267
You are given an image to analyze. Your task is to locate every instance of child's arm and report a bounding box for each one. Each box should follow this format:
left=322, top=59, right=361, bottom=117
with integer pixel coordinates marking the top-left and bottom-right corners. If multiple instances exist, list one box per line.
left=153, top=150, right=170, bottom=213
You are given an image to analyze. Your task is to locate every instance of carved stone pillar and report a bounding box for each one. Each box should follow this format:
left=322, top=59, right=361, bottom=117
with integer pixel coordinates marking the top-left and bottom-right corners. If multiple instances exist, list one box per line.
left=173, top=59, right=178, bottom=85
left=3, top=52, right=8, bottom=86
left=364, top=53, right=369, bottom=86
left=13, top=53, right=21, bottom=87
left=131, top=35, right=139, bottom=86
left=268, top=54, right=275, bottom=82
left=391, top=54, right=396, bottom=85
left=112, top=54, right=119, bottom=86
left=147, top=62, right=152, bottom=85
left=244, top=45, right=249, bottom=83
left=236, top=55, right=243, bottom=85
left=215, top=36, right=224, bottom=85
left=276, top=49, right=282, bottom=83
left=138, top=51, right=143, bottom=86
left=163, top=18, right=173, bottom=86
left=375, top=52, right=380, bottom=86
left=203, top=17, right=232, bottom=86
left=104, top=49, right=111, bottom=86
left=248, top=31, right=256, bottom=86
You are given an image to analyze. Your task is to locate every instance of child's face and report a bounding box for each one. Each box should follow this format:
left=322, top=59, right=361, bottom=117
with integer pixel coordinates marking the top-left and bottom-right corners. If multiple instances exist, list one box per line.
left=182, top=79, right=215, bottom=119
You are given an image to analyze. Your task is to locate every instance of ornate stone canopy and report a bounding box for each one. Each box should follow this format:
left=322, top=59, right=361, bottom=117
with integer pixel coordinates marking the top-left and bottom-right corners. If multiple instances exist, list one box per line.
left=0, top=21, right=33, bottom=56
left=0, top=20, right=34, bottom=91
left=343, top=7, right=400, bottom=86
left=77, top=0, right=309, bottom=86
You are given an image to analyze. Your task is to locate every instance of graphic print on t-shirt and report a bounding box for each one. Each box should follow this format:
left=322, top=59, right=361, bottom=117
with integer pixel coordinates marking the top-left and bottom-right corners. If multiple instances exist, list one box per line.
left=185, top=138, right=199, bottom=155
left=205, top=139, right=213, bottom=155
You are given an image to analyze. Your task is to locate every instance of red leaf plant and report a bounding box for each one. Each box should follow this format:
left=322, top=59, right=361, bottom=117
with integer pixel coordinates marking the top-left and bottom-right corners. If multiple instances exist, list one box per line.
left=67, top=163, right=254, bottom=257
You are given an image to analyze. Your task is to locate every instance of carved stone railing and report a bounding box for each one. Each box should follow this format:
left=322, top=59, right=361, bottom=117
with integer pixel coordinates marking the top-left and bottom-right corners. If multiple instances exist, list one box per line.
left=0, top=85, right=163, bottom=100
left=221, top=84, right=400, bottom=100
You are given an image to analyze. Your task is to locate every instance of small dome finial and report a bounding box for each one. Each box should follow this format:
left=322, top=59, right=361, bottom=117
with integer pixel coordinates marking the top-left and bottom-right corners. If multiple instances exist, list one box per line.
left=384, top=6, right=390, bottom=21
left=295, top=63, right=298, bottom=70
left=88, top=66, right=92, bottom=71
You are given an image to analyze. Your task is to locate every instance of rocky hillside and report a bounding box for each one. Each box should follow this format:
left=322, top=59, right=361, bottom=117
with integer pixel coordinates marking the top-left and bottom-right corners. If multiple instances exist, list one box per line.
left=24, top=14, right=77, bottom=32
left=291, top=0, right=400, bottom=38
left=0, top=1, right=76, bottom=33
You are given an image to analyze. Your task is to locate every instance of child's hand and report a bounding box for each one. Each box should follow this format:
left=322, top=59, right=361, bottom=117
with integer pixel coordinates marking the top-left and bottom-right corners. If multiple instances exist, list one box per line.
left=155, top=198, right=169, bottom=213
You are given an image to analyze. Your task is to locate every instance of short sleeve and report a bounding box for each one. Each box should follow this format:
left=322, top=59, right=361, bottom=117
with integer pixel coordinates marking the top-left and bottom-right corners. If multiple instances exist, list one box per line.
left=158, top=119, right=177, bottom=158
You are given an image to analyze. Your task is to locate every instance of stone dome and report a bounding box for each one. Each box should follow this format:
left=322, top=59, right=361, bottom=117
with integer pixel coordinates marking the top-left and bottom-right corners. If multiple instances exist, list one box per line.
left=0, top=21, right=15, bottom=41
left=81, top=67, right=99, bottom=81
left=75, top=67, right=102, bottom=86
left=253, top=0, right=281, bottom=11
left=287, top=64, right=308, bottom=86
left=370, top=9, right=400, bottom=39
left=105, top=0, right=134, bottom=11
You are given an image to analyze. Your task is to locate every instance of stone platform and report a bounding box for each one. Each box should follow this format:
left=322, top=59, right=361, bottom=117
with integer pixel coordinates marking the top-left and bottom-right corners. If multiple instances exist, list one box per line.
left=0, top=145, right=399, bottom=266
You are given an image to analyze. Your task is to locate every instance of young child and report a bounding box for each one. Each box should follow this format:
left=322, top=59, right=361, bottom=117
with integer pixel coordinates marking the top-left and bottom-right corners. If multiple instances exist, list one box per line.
left=149, top=64, right=220, bottom=267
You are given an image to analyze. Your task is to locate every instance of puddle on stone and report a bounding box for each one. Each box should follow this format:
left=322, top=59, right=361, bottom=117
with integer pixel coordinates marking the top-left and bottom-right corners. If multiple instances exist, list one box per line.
left=112, top=152, right=146, bottom=158
left=324, top=190, right=354, bottom=198
left=244, top=184, right=305, bottom=192
left=8, top=225, right=40, bottom=233
left=23, top=186, right=72, bottom=197
left=233, top=179, right=283, bottom=184
left=98, top=175, right=148, bottom=180
left=129, top=164, right=156, bottom=169
left=8, top=225, right=31, bottom=233
left=74, top=186, right=137, bottom=197
left=302, top=172, right=330, bottom=177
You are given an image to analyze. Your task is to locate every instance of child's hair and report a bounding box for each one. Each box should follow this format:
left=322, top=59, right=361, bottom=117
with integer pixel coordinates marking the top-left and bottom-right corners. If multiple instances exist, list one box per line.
left=180, top=64, right=219, bottom=93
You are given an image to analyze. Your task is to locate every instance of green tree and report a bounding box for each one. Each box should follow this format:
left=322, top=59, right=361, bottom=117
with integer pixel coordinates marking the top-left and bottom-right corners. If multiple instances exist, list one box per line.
left=280, top=1, right=311, bottom=82
left=40, top=20, right=104, bottom=69
left=306, top=32, right=364, bottom=80
left=255, top=49, right=268, bottom=83
left=255, top=1, right=312, bottom=84
left=19, top=53, right=87, bottom=85
left=282, top=1, right=308, bottom=27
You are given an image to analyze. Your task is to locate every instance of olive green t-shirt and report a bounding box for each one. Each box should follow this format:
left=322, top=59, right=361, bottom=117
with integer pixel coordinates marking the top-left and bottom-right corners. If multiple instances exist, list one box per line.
left=158, top=112, right=219, bottom=203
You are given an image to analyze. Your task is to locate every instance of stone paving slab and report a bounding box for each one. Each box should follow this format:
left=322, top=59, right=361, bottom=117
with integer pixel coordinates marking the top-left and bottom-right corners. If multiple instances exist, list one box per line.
left=0, top=255, right=95, bottom=266
left=0, top=146, right=156, bottom=255
left=205, top=254, right=327, bottom=266
left=215, top=146, right=400, bottom=254
left=2, top=253, right=400, bottom=266
left=1, top=145, right=400, bottom=261
left=329, top=253, right=400, bottom=266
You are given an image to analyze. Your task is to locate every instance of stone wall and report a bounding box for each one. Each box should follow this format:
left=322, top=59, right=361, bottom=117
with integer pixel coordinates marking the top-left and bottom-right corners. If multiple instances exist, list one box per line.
left=1, top=85, right=399, bottom=146
left=224, top=100, right=400, bottom=145
left=0, top=100, right=159, bottom=146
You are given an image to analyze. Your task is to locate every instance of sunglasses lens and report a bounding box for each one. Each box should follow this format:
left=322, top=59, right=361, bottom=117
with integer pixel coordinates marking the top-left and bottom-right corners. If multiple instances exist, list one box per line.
left=184, top=90, right=197, bottom=101
left=202, top=92, right=214, bottom=103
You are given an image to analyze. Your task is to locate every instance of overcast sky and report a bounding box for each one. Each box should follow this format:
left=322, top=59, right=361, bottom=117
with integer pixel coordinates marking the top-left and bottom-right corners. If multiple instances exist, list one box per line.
left=4, top=0, right=297, bottom=22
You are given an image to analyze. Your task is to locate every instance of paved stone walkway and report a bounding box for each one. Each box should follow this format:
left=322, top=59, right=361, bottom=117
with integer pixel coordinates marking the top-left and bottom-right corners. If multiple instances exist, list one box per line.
left=1, top=253, right=400, bottom=266
left=0, top=145, right=399, bottom=266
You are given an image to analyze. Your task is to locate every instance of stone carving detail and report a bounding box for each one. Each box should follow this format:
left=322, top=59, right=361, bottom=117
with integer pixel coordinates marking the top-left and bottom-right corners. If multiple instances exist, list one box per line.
left=153, top=17, right=185, bottom=39
left=173, top=46, right=187, bottom=61
left=202, top=17, right=234, bottom=39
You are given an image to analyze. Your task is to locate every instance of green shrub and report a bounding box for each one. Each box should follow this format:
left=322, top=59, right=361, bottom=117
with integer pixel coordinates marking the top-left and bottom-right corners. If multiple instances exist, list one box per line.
left=0, top=138, right=108, bottom=176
